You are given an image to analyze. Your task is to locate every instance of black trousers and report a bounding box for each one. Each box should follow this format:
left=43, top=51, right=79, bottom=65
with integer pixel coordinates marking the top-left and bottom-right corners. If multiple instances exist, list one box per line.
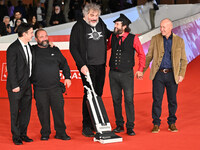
left=7, top=80, right=32, bottom=140
left=109, top=70, right=135, bottom=129
left=79, top=64, right=105, bottom=129
left=34, top=86, right=66, bottom=136
left=152, top=71, right=178, bottom=126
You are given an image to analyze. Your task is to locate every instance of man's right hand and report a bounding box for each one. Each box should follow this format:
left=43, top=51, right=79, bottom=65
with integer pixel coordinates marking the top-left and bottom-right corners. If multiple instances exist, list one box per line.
left=81, top=65, right=89, bottom=75
left=12, top=87, right=20, bottom=93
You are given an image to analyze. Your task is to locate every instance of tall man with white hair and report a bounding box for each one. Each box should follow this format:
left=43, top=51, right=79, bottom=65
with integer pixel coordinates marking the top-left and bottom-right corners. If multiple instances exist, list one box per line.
left=70, top=3, right=111, bottom=137
left=143, top=18, right=188, bottom=133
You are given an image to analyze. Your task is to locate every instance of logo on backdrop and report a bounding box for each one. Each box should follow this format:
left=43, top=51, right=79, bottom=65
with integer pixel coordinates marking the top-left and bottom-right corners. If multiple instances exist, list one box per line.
left=1, top=63, right=7, bottom=81
left=60, top=70, right=82, bottom=80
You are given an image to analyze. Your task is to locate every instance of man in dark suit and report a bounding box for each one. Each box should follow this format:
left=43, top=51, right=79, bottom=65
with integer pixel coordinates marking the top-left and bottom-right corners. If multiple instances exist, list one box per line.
left=6, top=23, right=34, bottom=145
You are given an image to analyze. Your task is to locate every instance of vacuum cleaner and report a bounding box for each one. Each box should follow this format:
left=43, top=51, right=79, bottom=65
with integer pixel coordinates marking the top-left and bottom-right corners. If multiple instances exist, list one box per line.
left=84, top=72, right=123, bottom=144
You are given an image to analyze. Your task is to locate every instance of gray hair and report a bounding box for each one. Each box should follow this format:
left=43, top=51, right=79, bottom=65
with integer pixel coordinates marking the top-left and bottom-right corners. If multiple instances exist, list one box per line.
left=82, top=3, right=101, bottom=17
left=3, top=16, right=10, bottom=20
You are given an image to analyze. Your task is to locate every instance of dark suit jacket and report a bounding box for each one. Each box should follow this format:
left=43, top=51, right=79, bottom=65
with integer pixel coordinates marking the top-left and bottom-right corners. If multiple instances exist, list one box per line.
left=6, top=39, right=33, bottom=91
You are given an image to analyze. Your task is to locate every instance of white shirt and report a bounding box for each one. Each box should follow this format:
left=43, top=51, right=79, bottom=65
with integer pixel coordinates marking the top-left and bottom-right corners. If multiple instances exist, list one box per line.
left=10, top=18, right=27, bottom=28
left=18, top=38, right=32, bottom=77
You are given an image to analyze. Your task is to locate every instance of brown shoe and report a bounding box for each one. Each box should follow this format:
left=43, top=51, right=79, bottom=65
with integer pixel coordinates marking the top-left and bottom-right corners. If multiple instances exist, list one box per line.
left=152, top=125, right=160, bottom=133
left=168, top=124, right=178, bottom=132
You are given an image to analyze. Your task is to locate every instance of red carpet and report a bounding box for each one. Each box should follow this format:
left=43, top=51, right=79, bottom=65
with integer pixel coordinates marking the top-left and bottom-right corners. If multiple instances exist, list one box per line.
left=0, top=56, right=200, bottom=150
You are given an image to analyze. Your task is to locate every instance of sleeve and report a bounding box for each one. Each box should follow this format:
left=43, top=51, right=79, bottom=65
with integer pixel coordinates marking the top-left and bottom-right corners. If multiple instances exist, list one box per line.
left=143, top=36, right=155, bottom=73
left=56, top=47, right=71, bottom=79
left=100, top=18, right=112, bottom=39
left=107, top=34, right=113, bottom=50
left=133, top=35, right=146, bottom=72
left=6, top=44, right=19, bottom=89
left=69, top=24, right=86, bottom=69
left=179, top=39, right=188, bottom=77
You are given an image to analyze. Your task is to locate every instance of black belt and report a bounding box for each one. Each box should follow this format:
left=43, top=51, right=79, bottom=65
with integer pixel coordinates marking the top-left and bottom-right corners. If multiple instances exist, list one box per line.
left=159, top=69, right=172, bottom=73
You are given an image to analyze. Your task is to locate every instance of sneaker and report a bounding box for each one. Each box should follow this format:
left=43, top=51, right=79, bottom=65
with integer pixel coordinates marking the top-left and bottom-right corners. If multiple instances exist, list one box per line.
left=82, top=127, right=94, bottom=137
left=127, top=129, right=136, bottom=136
left=168, top=124, right=178, bottom=132
left=113, top=126, right=124, bottom=133
left=152, top=125, right=160, bottom=133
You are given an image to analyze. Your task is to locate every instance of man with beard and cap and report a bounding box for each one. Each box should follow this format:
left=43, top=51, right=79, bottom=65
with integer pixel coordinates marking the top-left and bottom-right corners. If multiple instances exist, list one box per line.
left=31, top=29, right=71, bottom=140
left=69, top=3, right=111, bottom=137
left=107, top=14, right=146, bottom=136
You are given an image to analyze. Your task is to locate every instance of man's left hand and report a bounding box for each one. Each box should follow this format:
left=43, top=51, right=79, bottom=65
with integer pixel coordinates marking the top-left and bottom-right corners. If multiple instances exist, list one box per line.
left=135, top=71, right=143, bottom=80
left=64, top=79, right=71, bottom=88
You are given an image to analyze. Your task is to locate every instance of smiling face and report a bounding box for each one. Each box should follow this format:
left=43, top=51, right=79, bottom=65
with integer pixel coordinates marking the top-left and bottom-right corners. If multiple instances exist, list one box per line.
left=84, top=9, right=99, bottom=27
left=35, top=30, right=49, bottom=48
left=114, top=21, right=126, bottom=35
left=160, top=19, right=173, bottom=38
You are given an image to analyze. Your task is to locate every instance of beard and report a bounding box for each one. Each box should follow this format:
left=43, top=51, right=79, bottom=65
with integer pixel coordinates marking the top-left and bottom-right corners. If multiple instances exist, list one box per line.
left=38, top=40, right=49, bottom=48
left=86, top=19, right=99, bottom=27
left=114, top=27, right=123, bottom=35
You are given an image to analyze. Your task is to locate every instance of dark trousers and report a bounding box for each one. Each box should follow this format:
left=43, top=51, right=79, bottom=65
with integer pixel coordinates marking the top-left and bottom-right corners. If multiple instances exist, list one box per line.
left=34, top=86, right=66, bottom=136
left=7, top=81, right=32, bottom=140
left=109, top=70, right=135, bottom=129
left=152, top=71, right=178, bottom=126
left=80, top=64, right=105, bottom=129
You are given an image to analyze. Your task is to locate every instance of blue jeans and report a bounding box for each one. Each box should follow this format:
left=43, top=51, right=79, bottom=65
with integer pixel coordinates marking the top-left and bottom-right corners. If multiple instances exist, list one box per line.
left=152, top=71, right=178, bottom=126
left=109, top=69, right=135, bottom=129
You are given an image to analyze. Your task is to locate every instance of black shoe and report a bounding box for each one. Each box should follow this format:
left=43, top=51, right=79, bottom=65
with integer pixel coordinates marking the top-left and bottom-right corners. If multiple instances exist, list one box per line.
left=113, top=126, right=124, bottom=133
left=41, top=135, right=49, bottom=140
left=55, top=134, right=71, bottom=140
left=20, top=136, right=33, bottom=142
left=13, top=138, right=23, bottom=145
left=127, top=129, right=136, bottom=136
left=82, top=127, right=94, bottom=137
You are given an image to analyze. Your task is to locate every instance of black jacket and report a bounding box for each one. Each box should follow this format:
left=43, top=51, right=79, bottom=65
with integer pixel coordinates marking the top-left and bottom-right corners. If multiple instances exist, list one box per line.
left=69, top=18, right=111, bottom=69
left=49, top=12, right=66, bottom=26
left=0, top=22, right=8, bottom=36
left=6, top=39, right=32, bottom=91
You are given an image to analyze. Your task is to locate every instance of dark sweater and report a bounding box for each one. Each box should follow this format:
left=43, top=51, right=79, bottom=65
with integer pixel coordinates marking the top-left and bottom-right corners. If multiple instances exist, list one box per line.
left=69, top=18, right=111, bottom=69
left=31, top=45, right=70, bottom=89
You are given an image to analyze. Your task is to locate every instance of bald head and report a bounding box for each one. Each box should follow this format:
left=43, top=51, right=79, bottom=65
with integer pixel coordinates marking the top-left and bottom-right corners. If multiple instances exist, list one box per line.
left=160, top=18, right=173, bottom=38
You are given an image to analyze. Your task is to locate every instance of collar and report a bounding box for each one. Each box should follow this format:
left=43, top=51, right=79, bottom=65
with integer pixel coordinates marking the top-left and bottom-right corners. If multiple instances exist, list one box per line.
left=18, top=38, right=27, bottom=47
left=163, top=32, right=173, bottom=40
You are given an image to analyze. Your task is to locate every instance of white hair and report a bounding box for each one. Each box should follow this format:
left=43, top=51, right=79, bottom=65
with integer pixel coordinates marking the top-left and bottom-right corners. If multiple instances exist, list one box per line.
left=82, top=3, right=101, bottom=17
left=3, top=16, right=10, bottom=20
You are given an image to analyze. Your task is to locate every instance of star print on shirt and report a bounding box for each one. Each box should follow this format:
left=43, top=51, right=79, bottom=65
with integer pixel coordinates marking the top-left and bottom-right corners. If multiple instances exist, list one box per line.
left=88, top=27, right=103, bottom=40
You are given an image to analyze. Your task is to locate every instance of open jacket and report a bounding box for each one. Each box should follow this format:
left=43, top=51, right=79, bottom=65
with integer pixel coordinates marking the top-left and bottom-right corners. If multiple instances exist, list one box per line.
left=144, top=33, right=188, bottom=84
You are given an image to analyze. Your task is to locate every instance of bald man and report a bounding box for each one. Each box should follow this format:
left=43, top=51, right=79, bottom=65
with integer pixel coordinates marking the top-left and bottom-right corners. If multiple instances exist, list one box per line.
left=143, top=18, right=187, bottom=133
